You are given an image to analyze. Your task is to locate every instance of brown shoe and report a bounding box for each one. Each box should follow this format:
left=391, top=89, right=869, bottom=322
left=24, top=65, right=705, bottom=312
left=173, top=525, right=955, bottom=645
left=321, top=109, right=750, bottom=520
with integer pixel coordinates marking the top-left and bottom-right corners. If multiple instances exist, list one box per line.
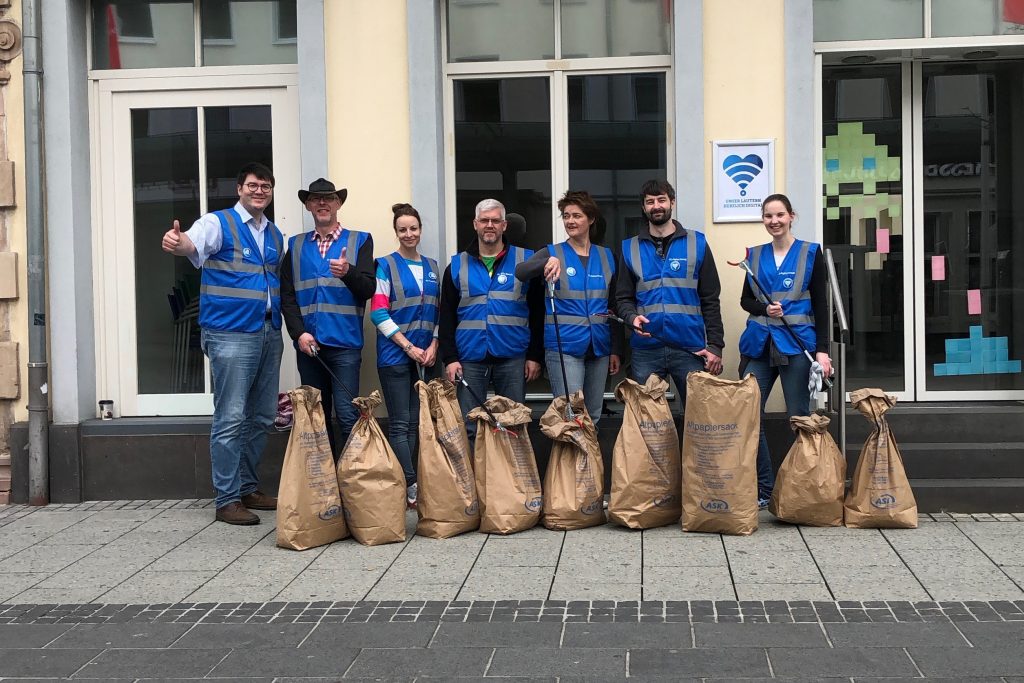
left=241, top=491, right=277, bottom=510
left=215, top=502, right=260, bottom=525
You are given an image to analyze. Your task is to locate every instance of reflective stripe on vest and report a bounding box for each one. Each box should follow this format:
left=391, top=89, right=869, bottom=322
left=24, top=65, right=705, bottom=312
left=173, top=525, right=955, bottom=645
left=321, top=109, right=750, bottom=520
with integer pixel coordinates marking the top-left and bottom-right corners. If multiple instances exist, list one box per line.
left=622, top=230, right=707, bottom=351
left=289, top=228, right=367, bottom=349
left=739, top=240, right=817, bottom=357
left=199, top=208, right=283, bottom=332
left=452, top=246, right=532, bottom=361
left=375, top=253, right=440, bottom=368
left=544, top=242, right=614, bottom=356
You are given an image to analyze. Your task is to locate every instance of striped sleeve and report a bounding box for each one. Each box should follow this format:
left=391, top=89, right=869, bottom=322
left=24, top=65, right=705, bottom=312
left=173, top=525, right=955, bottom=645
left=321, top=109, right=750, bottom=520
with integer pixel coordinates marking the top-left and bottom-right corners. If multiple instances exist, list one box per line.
left=371, top=264, right=400, bottom=338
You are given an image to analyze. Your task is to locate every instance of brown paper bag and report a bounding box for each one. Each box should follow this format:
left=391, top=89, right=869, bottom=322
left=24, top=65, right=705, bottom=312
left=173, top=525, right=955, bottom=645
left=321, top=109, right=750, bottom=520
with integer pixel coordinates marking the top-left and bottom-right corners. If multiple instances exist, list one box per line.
left=681, top=372, right=760, bottom=536
left=608, top=375, right=681, bottom=529
left=336, top=390, right=408, bottom=545
left=769, top=413, right=845, bottom=527
left=469, top=396, right=542, bottom=534
left=540, top=391, right=605, bottom=530
left=415, top=379, right=480, bottom=539
left=276, top=386, right=349, bottom=550
left=844, top=388, right=918, bottom=529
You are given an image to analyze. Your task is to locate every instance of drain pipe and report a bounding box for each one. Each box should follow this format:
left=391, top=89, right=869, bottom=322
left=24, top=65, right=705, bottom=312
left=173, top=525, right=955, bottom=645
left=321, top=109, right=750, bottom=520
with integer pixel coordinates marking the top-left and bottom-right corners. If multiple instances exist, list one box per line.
left=23, top=0, right=48, bottom=505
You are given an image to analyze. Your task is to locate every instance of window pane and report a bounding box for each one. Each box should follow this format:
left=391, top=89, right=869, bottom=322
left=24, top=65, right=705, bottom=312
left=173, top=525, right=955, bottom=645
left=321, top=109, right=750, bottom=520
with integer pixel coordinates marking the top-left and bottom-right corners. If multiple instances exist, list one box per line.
left=922, top=62, right=1024, bottom=392
left=561, top=0, right=670, bottom=59
left=932, top=0, right=1022, bottom=37
left=447, top=0, right=555, bottom=62
left=568, top=72, right=667, bottom=392
left=454, top=77, right=551, bottom=396
left=202, top=1, right=298, bottom=66
left=131, top=108, right=202, bottom=395
left=92, top=1, right=196, bottom=69
left=822, top=66, right=906, bottom=393
left=813, top=0, right=924, bottom=41
left=204, top=106, right=274, bottom=220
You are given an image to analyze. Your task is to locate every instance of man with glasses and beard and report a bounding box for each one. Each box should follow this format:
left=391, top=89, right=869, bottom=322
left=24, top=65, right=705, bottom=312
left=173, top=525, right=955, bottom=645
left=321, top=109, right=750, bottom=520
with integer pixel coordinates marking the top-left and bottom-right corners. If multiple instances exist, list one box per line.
left=614, top=179, right=724, bottom=416
left=161, top=162, right=284, bottom=526
left=280, top=178, right=375, bottom=459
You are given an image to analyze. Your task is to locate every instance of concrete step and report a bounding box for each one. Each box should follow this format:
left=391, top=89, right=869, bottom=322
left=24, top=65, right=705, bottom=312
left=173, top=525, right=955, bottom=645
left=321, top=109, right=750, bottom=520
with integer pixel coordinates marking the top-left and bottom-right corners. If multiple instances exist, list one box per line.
left=841, top=442, right=1024, bottom=480
left=909, top=478, right=1024, bottom=513
left=842, top=402, right=1024, bottom=444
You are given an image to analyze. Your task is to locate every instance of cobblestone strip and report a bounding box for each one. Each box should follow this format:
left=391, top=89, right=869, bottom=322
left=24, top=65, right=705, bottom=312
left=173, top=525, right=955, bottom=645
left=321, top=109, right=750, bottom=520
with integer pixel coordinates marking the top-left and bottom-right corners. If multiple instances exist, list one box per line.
left=1, top=600, right=1023, bottom=625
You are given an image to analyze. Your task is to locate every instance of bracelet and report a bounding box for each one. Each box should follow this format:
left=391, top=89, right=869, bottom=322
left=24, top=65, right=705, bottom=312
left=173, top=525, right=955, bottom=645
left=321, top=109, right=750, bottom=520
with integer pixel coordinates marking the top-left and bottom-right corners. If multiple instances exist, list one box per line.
left=403, top=343, right=413, bottom=352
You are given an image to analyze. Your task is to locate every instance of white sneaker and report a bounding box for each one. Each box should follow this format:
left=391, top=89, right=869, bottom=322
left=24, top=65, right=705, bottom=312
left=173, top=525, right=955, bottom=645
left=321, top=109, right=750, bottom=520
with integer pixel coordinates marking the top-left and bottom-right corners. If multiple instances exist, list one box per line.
left=406, top=483, right=418, bottom=509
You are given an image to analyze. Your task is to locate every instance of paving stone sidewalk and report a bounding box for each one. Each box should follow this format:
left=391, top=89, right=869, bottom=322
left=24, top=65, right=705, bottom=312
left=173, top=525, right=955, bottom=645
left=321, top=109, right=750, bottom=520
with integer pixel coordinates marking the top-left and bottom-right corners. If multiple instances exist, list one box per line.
left=1, top=502, right=1023, bottom=604
left=2, top=502, right=1024, bottom=679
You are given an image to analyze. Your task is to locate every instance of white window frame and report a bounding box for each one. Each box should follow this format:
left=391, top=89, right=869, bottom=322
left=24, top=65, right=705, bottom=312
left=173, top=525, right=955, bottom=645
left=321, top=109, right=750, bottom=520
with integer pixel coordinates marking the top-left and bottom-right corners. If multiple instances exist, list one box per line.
left=90, top=68, right=302, bottom=416
left=440, top=1, right=674, bottom=259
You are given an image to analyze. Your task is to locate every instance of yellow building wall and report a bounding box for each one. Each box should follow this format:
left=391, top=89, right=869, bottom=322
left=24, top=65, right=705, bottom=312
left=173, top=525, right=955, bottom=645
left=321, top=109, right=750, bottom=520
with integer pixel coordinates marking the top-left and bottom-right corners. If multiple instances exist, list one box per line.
left=324, top=0, right=412, bottom=396
left=5, top=0, right=28, bottom=424
left=702, top=0, right=789, bottom=409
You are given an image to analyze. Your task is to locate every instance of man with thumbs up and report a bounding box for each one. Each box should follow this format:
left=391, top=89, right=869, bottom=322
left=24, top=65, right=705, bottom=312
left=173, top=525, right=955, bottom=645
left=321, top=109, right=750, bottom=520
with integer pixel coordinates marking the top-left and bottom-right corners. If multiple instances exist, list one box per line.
left=160, top=162, right=284, bottom=526
left=280, top=178, right=375, bottom=456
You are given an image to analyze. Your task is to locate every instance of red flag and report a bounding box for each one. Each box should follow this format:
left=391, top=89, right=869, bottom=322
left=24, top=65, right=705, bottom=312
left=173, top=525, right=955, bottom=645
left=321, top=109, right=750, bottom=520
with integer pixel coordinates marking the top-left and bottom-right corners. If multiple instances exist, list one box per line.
left=106, top=4, right=121, bottom=69
left=1005, top=0, right=1024, bottom=24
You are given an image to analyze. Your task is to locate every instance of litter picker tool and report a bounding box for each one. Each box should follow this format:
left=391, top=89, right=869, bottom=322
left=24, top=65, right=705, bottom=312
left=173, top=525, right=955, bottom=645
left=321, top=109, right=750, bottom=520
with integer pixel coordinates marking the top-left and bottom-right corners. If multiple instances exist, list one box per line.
left=597, top=311, right=708, bottom=366
left=454, top=372, right=518, bottom=437
left=309, top=345, right=359, bottom=403
left=547, top=281, right=577, bottom=422
left=726, top=252, right=832, bottom=390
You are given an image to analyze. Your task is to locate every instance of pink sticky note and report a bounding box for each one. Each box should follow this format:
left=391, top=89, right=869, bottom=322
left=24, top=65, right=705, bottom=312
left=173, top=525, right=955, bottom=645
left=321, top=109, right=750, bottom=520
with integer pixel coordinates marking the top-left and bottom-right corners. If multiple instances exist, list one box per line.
left=931, top=255, right=946, bottom=281
left=876, top=228, right=890, bottom=254
left=967, top=289, right=982, bottom=315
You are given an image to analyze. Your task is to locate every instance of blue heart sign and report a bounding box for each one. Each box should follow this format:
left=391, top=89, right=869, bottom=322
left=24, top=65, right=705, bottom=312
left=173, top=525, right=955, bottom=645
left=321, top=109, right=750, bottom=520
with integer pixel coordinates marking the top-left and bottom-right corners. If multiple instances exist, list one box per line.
left=722, top=154, right=764, bottom=197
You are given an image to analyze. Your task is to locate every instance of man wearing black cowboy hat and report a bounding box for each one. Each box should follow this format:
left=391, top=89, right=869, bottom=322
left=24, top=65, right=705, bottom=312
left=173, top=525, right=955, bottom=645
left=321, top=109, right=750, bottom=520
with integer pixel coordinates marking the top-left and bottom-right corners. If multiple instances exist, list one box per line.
left=280, top=178, right=375, bottom=456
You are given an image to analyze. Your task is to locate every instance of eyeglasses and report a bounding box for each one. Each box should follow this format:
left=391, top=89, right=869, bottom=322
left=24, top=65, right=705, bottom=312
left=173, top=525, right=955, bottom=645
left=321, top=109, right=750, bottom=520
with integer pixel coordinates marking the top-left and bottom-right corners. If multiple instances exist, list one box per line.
left=475, top=218, right=505, bottom=226
left=308, top=195, right=337, bottom=204
left=244, top=182, right=274, bottom=193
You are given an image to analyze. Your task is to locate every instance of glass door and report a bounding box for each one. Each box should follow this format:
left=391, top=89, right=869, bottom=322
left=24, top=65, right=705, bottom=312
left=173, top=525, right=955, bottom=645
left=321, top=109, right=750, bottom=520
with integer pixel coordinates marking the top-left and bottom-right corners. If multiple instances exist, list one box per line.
left=95, top=85, right=300, bottom=416
left=915, top=60, right=1024, bottom=399
left=822, top=64, right=915, bottom=400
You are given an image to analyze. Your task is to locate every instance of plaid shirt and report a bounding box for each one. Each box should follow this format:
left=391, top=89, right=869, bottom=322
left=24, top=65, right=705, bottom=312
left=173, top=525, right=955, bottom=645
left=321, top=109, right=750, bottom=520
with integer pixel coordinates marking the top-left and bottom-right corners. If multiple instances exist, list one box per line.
left=312, top=225, right=342, bottom=258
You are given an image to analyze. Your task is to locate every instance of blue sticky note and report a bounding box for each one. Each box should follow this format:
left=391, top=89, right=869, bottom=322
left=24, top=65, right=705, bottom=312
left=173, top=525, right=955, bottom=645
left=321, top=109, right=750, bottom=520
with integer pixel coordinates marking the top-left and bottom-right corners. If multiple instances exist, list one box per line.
left=996, top=337, right=1009, bottom=351
left=1009, top=360, right=1022, bottom=374
left=934, top=364, right=947, bottom=376
left=970, top=325, right=983, bottom=339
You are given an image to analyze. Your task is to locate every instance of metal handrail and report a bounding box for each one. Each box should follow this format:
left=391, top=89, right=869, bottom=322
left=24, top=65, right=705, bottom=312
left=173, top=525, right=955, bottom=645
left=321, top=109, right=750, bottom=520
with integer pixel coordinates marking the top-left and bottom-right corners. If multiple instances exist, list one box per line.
left=824, top=248, right=850, bottom=459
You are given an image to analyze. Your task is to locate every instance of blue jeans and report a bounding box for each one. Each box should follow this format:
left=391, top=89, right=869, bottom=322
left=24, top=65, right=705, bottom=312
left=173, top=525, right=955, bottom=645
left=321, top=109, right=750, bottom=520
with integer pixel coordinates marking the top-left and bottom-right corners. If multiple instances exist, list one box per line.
left=296, top=345, right=361, bottom=458
left=743, top=352, right=812, bottom=499
left=202, top=322, right=283, bottom=509
left=630, top=346, right=706, bottom=416
left=457, top=356, right=526, bottom=442
left=544, top=349, right=609, bottom=425
left=378, top=360, right=430, bottom=487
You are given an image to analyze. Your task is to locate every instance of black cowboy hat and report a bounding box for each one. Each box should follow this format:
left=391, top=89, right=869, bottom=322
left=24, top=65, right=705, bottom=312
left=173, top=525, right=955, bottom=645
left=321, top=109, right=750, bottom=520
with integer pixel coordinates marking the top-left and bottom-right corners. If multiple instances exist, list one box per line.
left=298, top=178, right=348, bottom=205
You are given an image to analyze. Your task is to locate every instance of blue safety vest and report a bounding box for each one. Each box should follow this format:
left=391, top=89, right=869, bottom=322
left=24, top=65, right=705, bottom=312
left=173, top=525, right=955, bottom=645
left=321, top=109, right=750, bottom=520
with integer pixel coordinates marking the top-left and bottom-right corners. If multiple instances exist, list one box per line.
left=199, top=208, right=283, bottom=332
left=545, top=242, right=614, bottom=357
left=288, top=228, right=369, bottom=349
left=622, top=230, right=707, bottom=351
left=375, top=252, right=440, bottom=368
left=739, top=240, right=817, bottom=357
left=451, top=246, right=532, bottom=361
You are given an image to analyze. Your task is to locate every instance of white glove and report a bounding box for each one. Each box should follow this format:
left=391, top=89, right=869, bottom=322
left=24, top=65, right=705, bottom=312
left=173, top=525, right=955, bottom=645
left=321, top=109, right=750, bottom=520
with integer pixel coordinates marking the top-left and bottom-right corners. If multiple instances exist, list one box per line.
left=808, top=360, right=825, bottom=397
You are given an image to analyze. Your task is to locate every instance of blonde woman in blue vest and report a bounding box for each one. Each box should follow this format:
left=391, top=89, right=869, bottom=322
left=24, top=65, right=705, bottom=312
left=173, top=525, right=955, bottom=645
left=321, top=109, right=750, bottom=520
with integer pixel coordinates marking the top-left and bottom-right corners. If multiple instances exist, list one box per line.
left=738, top=193, right=834, bottom=510
left=514, top=190, right=622, bottom=424
left=370, top=203, right=440, bottom=508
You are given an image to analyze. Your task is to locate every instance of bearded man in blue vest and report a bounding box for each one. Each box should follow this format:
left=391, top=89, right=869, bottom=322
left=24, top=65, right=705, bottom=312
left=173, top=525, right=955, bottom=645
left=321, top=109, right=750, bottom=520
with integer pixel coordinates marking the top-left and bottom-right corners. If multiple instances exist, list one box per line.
left=439, top=198, right=545, bottom=441
left=160, top=162, right=284, bottom=526
left=615, top=179, right=725, bottom=416
left=280, top=178, right=376, bottom=458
